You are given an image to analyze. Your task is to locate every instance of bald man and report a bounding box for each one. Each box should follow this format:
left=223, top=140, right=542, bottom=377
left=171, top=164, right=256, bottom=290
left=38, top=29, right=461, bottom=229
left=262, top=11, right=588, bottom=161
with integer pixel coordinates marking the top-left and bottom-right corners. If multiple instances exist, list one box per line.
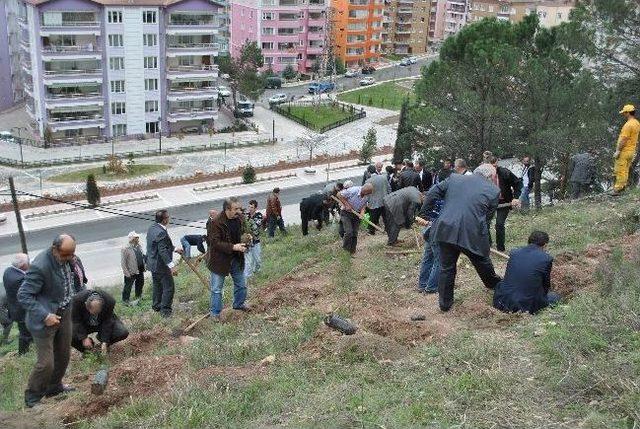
left=337, top=183, right=374, bottom=254
left=18, top=235, right=78, bottom=407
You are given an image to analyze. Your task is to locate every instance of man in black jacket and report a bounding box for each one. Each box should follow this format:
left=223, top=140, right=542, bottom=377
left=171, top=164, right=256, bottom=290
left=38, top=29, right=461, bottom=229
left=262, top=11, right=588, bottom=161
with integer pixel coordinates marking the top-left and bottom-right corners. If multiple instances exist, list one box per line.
left=488, top=156, right=523, bottom=252
left=71, top=289, right=129, bottom=354
left=416, top=160, right=433, bottom=191
left=2, top=253, right=32, bottom=354
left=300, top=193, right=330, bottom=236
left=399, top=160, right=420, bottom=189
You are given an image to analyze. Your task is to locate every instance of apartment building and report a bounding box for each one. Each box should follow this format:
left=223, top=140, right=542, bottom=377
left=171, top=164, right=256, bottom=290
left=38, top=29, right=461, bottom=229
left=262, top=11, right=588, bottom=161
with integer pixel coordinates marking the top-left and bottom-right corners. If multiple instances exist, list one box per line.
left=469, top=0, right=539, bottom=23
left=331, top=0, right=384, bottom=69
left=427, top=0, right=470, bottom=45
left=382, top=0, right=430, bottom=56
left=230, top=0, right=328, bottom=74
left=536, top=0, right=574, bottom=28
left=20, top=0, right=228, bottom=144
left=0, top=0, right=24, bottom=111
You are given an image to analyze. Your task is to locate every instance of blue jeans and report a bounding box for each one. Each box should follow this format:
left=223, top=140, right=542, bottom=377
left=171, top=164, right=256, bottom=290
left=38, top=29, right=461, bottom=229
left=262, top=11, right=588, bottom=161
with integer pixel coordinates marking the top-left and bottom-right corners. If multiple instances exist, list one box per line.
left=520, top=185, right=530, bottom=210
left=210, top=258, right=247, bottom=316
left=244, top=242, right=262, bottom=279
left=267, top=216, right=286, bottom=237
left=546, top=291, right=561, bottom=306
left=418, top=234, right=440, bottom=291
left=180, top=236, right=191, bottom=258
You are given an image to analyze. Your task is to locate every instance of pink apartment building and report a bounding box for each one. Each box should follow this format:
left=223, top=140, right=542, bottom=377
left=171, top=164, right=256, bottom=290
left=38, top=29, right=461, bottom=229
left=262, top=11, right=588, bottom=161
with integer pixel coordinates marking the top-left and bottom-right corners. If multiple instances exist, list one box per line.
left=230, top=0, right=328, bottom=74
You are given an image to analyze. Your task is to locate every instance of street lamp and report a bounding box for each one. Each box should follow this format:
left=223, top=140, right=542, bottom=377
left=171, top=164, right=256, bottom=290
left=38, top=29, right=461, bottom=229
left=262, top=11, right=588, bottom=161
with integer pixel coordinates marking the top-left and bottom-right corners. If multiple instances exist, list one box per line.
left=158, top=117, right=162, bottom=154
left=11, top=126, right=27, bottom=167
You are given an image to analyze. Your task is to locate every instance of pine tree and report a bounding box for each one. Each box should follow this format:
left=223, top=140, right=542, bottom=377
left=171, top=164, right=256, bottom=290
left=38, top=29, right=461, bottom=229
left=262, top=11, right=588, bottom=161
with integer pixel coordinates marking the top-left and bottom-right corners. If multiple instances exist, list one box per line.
left=360, top=127, right=377, bottom=163
left=393, top=99, right=412, bottom=161
left=86, top=174, right=100, bottom=207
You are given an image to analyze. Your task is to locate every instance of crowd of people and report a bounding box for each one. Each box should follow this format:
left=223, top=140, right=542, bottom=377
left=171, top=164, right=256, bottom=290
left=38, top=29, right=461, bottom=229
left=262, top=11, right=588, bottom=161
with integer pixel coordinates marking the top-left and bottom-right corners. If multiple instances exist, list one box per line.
left=1, top=104, right=637, bottom=409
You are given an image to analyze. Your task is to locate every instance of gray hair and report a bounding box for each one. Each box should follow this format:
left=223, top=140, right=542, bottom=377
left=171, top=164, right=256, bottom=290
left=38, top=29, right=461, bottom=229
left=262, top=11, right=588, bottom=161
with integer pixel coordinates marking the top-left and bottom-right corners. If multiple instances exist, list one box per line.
left=52, top=234, right=76, bottom=249
left=343, top=180, right=353, bottom=189
left=12, top=253, right=29, bottom=269
left=454, top=158, right=467, bottom=169
left=85, top=292, right=104, bottom=308
left=473, top=163, right=496, bottom=181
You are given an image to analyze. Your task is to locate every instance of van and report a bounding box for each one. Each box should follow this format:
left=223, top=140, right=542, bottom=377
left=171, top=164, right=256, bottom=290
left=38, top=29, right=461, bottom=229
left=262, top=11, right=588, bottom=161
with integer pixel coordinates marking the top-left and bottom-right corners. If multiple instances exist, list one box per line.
left=234, top=100, right=255, bottom=117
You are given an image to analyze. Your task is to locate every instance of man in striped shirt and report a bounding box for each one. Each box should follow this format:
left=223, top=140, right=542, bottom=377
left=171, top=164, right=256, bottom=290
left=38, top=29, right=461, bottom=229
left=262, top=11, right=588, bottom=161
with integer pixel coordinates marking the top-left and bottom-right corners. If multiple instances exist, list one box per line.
left=336, top=183, right=374, bottom=255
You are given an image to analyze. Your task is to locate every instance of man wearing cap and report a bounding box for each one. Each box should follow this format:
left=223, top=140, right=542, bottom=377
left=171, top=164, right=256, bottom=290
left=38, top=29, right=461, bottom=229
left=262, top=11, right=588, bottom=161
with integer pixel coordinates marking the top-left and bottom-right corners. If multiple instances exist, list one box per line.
left=71, top=289, right=129, bottom=354
left=121, top=231, right=146, bottom=305
left=613, top=104, right=640, bottom=195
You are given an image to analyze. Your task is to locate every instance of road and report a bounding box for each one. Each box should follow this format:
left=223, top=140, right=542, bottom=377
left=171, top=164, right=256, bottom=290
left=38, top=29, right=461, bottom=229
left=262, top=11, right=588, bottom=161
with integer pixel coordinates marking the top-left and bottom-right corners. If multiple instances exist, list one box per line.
left=261, top=56, right=435, bottom=101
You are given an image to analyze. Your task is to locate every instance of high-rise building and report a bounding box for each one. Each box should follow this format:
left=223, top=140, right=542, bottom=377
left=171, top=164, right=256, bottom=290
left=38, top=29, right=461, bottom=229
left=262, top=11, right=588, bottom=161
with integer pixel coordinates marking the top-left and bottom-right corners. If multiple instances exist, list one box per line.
left=469, top=0, right=539, bottom=24
left=0, top=0, right=24, bottom=111
left=20, top=0, right=228, bottom=144
left=382, top=0, right=430, bottom=56
left=428, top=0, right=470, bottom=45
left=536, top=0, right=575, bottom=28
left=331, top=0, right=384, bottom=69
left=230, top=0, right=328, bottom=74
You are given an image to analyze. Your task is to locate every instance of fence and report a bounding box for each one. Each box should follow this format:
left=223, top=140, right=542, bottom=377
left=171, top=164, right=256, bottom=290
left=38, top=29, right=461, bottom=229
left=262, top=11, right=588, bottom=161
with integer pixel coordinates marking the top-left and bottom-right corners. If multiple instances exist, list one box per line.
left=272, top=100, right=366, bottom=134
left=0, top=138, right=275, bottom=169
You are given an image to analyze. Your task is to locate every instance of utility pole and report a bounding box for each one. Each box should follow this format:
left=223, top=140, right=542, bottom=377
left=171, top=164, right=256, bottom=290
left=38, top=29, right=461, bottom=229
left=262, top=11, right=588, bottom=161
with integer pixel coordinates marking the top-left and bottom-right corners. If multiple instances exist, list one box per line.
left=9, top=177, right=28, bottom=254
left=272, top=119, right=275, bottom=142
left=158, top=118, right=162, bottom=154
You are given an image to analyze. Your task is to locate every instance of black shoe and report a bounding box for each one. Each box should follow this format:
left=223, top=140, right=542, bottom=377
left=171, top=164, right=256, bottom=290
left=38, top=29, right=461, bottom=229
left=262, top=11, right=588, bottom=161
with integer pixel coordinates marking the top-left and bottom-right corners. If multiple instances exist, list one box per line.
left=24, top=390, right=43, bottom=408
left=424, top=288, right=438, bottom=294
left=439, top=305, right=452, bottom=312
left=45, top=384, right=76, bottom=398
left=233, top=305, right=251, bottom=313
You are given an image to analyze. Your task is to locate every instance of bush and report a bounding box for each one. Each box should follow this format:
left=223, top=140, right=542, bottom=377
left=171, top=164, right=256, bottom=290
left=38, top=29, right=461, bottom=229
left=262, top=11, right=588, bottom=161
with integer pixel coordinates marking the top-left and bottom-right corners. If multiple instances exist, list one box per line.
left=360, top=127, right=377, bottom=163
left=282, top=65, right=297, bottom=80
left=357, top=94, right=361, bottom=104
left=368, top=96, right=373, bottom=106
left=86, top=174, right=100, bottom=207
left=218, top=120, right=249, bottom=134
left=242, top=165, right=256, bottom=184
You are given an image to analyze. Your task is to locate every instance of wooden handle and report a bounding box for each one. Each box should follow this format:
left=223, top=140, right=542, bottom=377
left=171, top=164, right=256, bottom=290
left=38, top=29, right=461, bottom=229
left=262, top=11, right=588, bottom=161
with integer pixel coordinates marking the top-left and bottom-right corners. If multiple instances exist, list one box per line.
left=330, top=195, right=385, bottom=233
left=183, top=313, right=210, bottom=334
left=182, top=256, right=210, bottom=289
left=490, top=248, right=510, bottom=260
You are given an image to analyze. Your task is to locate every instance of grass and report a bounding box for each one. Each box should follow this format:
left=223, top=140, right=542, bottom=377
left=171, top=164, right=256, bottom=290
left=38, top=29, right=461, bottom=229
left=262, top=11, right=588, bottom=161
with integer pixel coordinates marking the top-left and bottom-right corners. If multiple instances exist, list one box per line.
left=337, top=80, right=416, bottom=111
left=3, top=190, right=640, bottom=427
left=284, top=104, right=354, bottom=131
left=49, top=163, right=170, bottom=183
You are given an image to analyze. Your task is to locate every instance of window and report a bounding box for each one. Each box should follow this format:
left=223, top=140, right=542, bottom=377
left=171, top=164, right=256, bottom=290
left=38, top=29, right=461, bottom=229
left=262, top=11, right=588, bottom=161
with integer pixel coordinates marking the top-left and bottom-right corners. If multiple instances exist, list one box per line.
left=111, top=102, right=126, bottom=115
left=112, top=124, right=127, bottom=136
left=146, top=121, right=159, bottom=133
left=262, top=27, right=274, bottom=35
left=178, top=56, right=194, bottom=66
left=143, top=34, right=157, bottom=46
left=261, top=42, right=274, bottom=50
left=145, top=100, right=159, bottom=112
left=110, top=80, right=125, bottom=93
left=108, top=34, right=123, bottom=47
left=262, top=12, right=275, bottom=20
left=145, top=78, right=158, bottom=91
left=107, top=11, right=122, bottom=23
left=144, top=56, right=158, bottom=69
left=109, top=57, right=124, bottom=70
left=143, top=11, right=156, bottom=23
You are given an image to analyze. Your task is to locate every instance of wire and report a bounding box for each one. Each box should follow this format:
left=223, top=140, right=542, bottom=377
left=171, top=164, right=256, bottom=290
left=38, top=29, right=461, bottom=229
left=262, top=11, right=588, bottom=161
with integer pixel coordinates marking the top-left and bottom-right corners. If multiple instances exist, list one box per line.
left=16, top=190, right=208, bottom=230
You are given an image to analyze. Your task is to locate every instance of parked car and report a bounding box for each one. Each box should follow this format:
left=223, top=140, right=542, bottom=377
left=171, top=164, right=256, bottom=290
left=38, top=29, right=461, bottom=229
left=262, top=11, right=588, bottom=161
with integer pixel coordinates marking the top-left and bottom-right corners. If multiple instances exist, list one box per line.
left=217, top=86, right=231, bottom=97
left=408, top=56, right=418, bottom=64
left=361, top=65, right=376, bottom=74
left=308, top=81, right=335, bottom=94
left=359, top=76, right=376, bottom=86
left=399, top=58, right=411, bottom=66
left=0, top=213, right=6, bottom=225
left=268, top=93, right=288, bottom=107
left=265, top=76, right=283, bottom=89
left=220, top=73, right=230, bottom=79
left=344, top=69, right=359, bottom=78
left=234, top=100, right=255, bottom=117
left=0, top=131, right=14, bottom=143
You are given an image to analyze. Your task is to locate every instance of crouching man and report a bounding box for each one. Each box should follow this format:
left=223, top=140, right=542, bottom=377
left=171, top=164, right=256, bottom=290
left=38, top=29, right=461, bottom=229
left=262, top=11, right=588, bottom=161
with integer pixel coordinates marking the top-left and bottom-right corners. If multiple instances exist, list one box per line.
left=493, top=231, right=560, bottom=314
left=71, top=289, right=129, bottom=354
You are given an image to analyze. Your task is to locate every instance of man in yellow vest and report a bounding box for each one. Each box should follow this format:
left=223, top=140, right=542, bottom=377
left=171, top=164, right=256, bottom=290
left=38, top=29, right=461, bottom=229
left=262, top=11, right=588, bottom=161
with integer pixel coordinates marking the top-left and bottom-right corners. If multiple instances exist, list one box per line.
left=613, top=104, right=640, bottom=195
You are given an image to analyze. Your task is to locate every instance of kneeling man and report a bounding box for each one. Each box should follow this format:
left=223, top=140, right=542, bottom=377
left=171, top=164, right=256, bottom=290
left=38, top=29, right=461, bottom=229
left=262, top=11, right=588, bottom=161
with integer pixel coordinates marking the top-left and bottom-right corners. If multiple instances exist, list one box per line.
left=493, top=231, right=560, bottom=314
left=71, top=289, right=129, bottom=354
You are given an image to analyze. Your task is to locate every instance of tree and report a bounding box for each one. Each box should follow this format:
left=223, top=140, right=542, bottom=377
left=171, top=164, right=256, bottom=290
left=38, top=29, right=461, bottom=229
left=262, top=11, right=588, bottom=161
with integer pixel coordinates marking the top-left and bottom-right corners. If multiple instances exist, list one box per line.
left=264, top=65, right=276, bottom=78
left=360, top=127, right=377, bottom=163
left=297, top=132, right=327, bottom=164
left=282, top=64, right=297, bottom=80
left=86, top=174, right=100, bottom=207
left=393, top=99, right=413, bottom=161
left=43, top=126, right=53, bottom=148
left=218, top=41, right=266, bottom=109
left=310, top=59, right=321, bottom=76
left=335, top=57, right=347, bottom=75
left=242, top=165, right=256, bottom=184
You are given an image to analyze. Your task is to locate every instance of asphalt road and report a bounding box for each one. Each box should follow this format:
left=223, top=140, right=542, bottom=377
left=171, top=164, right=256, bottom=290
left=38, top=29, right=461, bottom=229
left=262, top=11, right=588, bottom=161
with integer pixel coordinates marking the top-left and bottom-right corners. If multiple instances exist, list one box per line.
left=0, top=176, right=359, bottom=257
left=261, top=56, right=435, bottom=101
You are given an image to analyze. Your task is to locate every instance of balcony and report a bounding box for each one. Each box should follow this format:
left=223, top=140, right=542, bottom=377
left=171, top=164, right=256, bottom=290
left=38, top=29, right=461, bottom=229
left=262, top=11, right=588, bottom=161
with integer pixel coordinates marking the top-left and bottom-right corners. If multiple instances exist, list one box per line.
left=43, top=68, right=103, bottom=85
left=41, top=44, right=101, bottom=60
left=397, top=8, right=413, bottom=14
left=166, top=42, right=224, bottom=57
left=167, top=106, right=217, bottom=122
left=167, top=86, right=218, bottom=102
left=166, top=15, right=225, bottom=35
left=45, top=92, right=103, bottom=108
left=47, top=113, right=105, bottom=132
left=166, top=64, right=218, bottom=80
left=306, top=45, right=325, bottom=54
left=40, top=20, right=101, bottom=36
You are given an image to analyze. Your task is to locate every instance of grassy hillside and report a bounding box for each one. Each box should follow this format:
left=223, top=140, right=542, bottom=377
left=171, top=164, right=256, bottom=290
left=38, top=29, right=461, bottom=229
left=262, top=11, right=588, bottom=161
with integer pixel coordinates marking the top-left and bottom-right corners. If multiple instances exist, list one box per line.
left=1, top=190, right=639, bottom=429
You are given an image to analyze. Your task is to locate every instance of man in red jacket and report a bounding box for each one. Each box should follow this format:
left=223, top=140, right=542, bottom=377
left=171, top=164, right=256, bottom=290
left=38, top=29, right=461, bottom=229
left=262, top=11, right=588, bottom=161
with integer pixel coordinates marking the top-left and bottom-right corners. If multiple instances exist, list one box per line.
left=266, top=187, right=287, bottom=238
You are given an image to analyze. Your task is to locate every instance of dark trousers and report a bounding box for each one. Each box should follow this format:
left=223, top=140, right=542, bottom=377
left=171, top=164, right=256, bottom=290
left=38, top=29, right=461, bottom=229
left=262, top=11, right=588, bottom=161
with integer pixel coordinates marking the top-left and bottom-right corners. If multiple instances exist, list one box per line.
left=570, top=182, right=590, bottom=199
left=300, top=207, right=322, bottom=236
left=151, top=271, right=175, bottom=317
left=488, top=208, right=510, bottom=252
left=384, top=207, right=401, bottom=245
left=438, top=242, right=501, bottom=311
left=71, top=317, right=129, bottom=352
left=341, top=210, right=360, bottom=254
left=123, top=272, right=144, bottom=302
left=26, top=308, right=72, bottom=403
left=17, top=321, right=33, bottom=355
left=267, top=216, right=286, bottom=237
left=367, top=206, right=384, bottom=235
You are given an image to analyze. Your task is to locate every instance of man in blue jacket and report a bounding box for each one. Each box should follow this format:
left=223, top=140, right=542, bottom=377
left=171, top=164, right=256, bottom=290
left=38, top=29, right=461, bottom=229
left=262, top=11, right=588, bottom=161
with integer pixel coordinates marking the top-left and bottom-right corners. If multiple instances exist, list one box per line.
left=493, top=231, right=560, bottom=314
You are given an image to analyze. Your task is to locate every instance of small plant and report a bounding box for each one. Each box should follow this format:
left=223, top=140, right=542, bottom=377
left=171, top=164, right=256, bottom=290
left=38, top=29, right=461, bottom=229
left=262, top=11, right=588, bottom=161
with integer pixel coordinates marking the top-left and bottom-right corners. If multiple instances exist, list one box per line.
left=242, top=165, right=256, bottom=184
left=360, top=127, right=377, bottom=164
left=106, top=155, right=127, bottom=174
left=282, top=64, right=297, bottom=81
left=126, top=152, right=135, bottom=168
left=102, top=165, right=107, bottom=174
left=357, top=94, right=361, bottom=104
left=86, top=174, right=100, bottom=207
left=380, top=98, right=384, bottom=108
left=368, top=96, right=373, bottom=106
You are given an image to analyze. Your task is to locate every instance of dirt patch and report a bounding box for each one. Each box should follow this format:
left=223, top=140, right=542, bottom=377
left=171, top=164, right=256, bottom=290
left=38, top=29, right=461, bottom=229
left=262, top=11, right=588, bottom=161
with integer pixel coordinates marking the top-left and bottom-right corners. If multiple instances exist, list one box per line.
left=106, top=327, right=174, bottom=364
left=253, top=272, right=331, bottom=313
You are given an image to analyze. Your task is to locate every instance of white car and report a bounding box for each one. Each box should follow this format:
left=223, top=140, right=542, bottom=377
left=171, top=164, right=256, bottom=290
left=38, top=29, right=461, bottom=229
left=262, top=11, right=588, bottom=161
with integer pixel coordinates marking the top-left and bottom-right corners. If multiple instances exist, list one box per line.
left=220, top=73, right=230, bottom=79
left=359, top=77, right=375, bottom=86
left=268, top=93, right=288, bottom=106
left=217, top=86, right=231, bottom=97
left=408, top=56, right=418, bottom=64
left=344, top=69, right=359, bottom=77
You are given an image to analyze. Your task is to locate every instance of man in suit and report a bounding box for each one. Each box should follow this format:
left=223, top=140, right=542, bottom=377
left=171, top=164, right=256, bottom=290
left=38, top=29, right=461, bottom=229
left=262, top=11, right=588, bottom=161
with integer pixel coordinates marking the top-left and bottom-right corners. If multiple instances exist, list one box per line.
left=493, top=231, right=560, bottom=314
left=71, top=289, right=129, bottom=354
left=488, top=156, right=523, bottom=252
left=422, top=164, right=503, bottom=311
left=383, top=186, right=424, bottom=246
left=365, top=170, right=390, bottom=235
left=146, top=210, right=182, bottom=318
left=361, top=164, right=376, bottom=185
left=399, top=160, right=420, bottom=189
left=416, top=160, right=433, bottom=191
left=436, top=160, right=453, bottom=183
left=18, top=235, right=78, bottom=407
left=3, top=253, right=32, bottom=354
left=300, top=193, right=331, bottom=236
left=568, top=150, right=597, bottom=199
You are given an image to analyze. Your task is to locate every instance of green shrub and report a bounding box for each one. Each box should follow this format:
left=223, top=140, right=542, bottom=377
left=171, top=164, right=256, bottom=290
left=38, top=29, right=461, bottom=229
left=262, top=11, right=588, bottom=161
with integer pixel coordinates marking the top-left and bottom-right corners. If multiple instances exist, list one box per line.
left=242, top=165, right=256, bottom=184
